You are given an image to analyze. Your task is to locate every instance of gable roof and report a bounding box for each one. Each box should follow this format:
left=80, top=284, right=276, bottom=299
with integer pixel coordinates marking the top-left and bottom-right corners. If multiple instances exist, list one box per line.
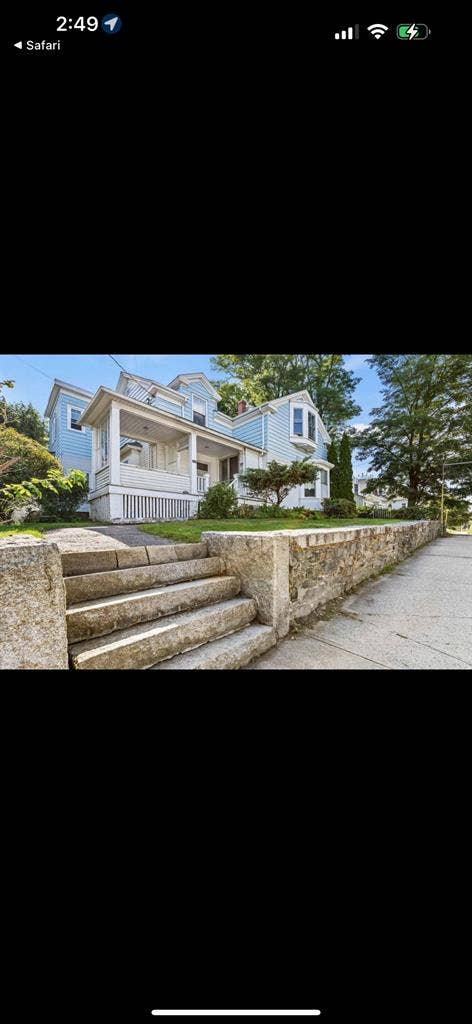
left=116, top=371, right=187, bottom=405
left=44, top=379, right=94, bottom=418
left=167, top=373, right=221, bottom=401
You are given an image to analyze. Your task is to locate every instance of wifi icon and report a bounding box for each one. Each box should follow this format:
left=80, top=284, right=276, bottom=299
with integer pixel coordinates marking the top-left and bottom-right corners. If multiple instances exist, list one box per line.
left=367, top=23, right=389, bottom=38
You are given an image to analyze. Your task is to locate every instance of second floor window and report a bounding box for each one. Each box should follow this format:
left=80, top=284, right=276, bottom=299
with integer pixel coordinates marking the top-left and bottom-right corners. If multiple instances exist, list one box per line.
left=68, top=406, right=83, bottom=432
left=193, top=397, right=206, bottom=427
left=320, top=469, right=328, bottom=485
left=308, top=411, right=316, bottom=441
left=293, top=408, right=303, bottom=435
left=50, top=415, right=57, bottom=444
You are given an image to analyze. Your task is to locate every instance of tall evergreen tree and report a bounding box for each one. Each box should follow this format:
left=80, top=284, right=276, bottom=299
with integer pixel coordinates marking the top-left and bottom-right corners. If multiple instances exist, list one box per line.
left=211, top=354, right=361, bottom=434
left=353, top=354, right=472, bottom=508
left=338, top=433, right=354, bottom=502
left=5, top=401, right=48, bottom=445
left=327, top=439, right=340, bottom=498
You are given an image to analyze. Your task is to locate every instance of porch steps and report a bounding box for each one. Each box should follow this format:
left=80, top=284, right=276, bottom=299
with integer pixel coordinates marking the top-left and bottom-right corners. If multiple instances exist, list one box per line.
left=148, top=623, right=276, bottom=671
left=64, top=541, right=277, bottom=670
left=69, top=597, right=258, bottom=670
left=66, top=575, right=241, bottom=643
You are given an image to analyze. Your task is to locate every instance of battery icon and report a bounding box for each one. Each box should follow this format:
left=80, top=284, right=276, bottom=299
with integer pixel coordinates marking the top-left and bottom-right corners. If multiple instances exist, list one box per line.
left=397, top=23, right=429, bottom=39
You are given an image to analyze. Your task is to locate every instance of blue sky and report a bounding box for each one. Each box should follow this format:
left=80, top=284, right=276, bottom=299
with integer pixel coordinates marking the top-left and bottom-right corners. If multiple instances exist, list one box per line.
left=1, top=353, right=378, bottom=471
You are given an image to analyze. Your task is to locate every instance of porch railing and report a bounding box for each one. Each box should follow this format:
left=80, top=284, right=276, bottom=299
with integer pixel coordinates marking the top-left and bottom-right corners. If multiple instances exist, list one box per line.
left=197, top=474, right=210, bottom=493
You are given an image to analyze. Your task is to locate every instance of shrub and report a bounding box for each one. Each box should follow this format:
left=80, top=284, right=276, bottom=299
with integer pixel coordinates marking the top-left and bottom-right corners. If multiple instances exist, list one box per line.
left=197, top=482, right=238, bottom=519
left=38, top=469, right=88, bottom=520
left=0, top=426, right=61, bottom=485
left=0, top=469, right=88, bottom=522
left=356, top=506, right=374, bottom=518
left=322, top=497, right=357, bottom=518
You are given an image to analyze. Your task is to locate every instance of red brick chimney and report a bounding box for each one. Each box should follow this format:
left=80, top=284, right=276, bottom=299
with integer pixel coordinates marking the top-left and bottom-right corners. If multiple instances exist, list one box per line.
left=237, top=400, right=247, bottom=415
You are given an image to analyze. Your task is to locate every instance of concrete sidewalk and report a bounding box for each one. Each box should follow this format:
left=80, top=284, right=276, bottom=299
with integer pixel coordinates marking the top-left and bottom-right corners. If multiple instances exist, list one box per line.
left=249, top=535, right=472, bottom=670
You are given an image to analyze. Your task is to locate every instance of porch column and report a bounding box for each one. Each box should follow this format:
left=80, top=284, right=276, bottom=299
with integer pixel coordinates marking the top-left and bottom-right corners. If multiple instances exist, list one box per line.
left=189, top=432, right=198, bottom=494
left=109, top=402, right=121, bottom=486
left=90, top=425, right=99, bottom=491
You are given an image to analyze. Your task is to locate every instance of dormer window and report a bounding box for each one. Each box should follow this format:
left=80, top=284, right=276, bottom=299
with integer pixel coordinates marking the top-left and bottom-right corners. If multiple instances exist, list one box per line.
left=192, top=396, right=207, bottom=427
left=293, top=408, right=304, bottom=436
left=290, top=401, right=318, bottom=450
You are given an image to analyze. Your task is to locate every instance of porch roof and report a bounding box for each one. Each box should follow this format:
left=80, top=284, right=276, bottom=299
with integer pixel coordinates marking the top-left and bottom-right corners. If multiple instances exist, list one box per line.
left=78, top=386, right=265, bottom=454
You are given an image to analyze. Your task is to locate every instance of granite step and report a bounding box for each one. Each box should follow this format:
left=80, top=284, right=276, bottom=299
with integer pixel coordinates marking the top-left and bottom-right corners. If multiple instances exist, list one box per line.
left=66, top=575, right=241, bottom=643
left=149, top=623, right=277, bottom=670
left=65, top=556, right=224, bottom=606
left=69, top=597, right=257, bottom=670
left=61, top=541, right=208, bottom=577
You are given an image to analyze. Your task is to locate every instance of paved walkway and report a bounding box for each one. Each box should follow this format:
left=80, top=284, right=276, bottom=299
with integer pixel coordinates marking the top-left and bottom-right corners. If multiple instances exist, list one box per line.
left=249, top=535, right=472, bottom=670
left=44, top=524, right=172, bottom=552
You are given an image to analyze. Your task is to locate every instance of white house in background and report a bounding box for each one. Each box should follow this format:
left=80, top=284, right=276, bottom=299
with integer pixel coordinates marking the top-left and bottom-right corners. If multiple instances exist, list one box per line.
left=353, top=475, right=408, bottom=510
left=44, top=370, right=334, bottom=522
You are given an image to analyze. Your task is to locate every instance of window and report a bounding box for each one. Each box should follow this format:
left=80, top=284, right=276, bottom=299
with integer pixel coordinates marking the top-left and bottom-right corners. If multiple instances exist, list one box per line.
left=308, top=411, right=316, bottom=441
left=293, top=408, right=303, bottom=435
left=68, top=405, right=83, bottom=432
left=305, top=485, right=316, bottom=497
left=320, top=469, right=328, bottom=485
left=50, top=415, right=57, bottom=444
left=193, top=397, right=206, bottom=427
left=354, top=483, right=358, bottom=494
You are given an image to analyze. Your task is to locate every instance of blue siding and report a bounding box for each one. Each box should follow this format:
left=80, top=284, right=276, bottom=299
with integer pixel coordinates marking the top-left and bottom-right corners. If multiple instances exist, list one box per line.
left=232, top=415, right=263, bottom=448
left=266, top=401, right=328, bottom=463
left=154, top=395, right=185, bottom=417
left=49, top=391, right=92, bottom=473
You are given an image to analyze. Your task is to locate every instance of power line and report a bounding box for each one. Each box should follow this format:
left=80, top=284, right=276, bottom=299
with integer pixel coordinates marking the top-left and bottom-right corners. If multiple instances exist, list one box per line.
left=107, top=354, right=158, bottom=404
left=12, top=355, right=55, bottom=381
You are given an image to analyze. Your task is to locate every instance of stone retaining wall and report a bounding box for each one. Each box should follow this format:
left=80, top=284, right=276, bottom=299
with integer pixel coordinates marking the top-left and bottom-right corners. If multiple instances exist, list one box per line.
left=0, top=536, right=68, bottom=669
left=288, top=520, right=441, bottom=621
left=203, top=521, right=441, bottom=633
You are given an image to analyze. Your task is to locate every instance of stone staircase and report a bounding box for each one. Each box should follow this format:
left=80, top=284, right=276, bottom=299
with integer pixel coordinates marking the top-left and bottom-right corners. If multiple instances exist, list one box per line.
left=63, top=541, right=276, bottom=670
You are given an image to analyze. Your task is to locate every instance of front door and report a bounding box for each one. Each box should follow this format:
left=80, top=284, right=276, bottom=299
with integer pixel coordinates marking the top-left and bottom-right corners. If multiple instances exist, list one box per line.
left=229, top=455, right=239, bottom=481
left=220, top=458, right=228, bottom=482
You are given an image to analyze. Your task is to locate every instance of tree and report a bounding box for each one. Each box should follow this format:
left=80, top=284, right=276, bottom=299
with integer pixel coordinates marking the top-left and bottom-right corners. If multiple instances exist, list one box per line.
left=239, top=458, right=317, bottom=506
left=210, top=380, right=247, bottom=417
left=337, top=433, right=354, bottom=502
left=4, top=401, right=48, bottom=445
left=0, top=379, right=15, bottom=426
left=211, top=354, right=361, bottom=433
left=353, top=354, right=472, bottom=508
left=327, top=439, right=340, bottom=498
left=0, top=427, right=62, bottom=486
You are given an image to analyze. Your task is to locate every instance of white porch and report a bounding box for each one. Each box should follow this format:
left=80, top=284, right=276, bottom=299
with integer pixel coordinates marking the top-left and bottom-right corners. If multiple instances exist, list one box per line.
left=83, top=395, right=261, bottom=522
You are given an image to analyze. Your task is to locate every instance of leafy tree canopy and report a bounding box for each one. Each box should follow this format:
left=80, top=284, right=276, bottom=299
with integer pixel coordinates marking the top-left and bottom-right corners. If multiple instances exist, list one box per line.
left=211, top=354, right=361, bottom=433
left=352, top=354, right=472, bottom=508
left=0, top=427, right=62, bottom=485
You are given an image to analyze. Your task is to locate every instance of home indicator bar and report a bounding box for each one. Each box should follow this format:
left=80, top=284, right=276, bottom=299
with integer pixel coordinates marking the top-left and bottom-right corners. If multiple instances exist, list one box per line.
left=151, top=1013, right=322, bottom=1017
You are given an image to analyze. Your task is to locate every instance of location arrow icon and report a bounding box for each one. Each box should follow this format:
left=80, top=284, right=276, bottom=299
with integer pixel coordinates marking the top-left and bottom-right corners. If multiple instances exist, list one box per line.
left=104, top=17, right=118, bottom=31
left=14, top=40, right=23, bottom=49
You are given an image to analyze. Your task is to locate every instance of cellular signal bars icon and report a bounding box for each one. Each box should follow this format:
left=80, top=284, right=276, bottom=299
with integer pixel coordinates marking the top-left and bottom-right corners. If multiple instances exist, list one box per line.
left=334, top=25, right=359, bottom=40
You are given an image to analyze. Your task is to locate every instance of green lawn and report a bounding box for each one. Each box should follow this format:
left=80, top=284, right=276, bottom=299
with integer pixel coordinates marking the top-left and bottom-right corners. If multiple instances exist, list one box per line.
left=139, top=517, right=402, bottom=544
left=0, top=521, right=103, bottom=539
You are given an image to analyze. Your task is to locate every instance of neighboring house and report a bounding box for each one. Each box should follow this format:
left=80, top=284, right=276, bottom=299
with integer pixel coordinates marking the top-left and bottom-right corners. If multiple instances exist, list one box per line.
left=44, top=380, right=94, bottom=512
left=353, top=475, right=407, bottom=510
left=45, top=371, right=333, bottom=522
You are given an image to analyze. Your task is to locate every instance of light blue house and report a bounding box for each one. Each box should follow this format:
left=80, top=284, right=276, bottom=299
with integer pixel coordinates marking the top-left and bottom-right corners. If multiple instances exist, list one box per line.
left=45, top=379, right=94, bottom=511
left=45, top=371, right=332, bottom=522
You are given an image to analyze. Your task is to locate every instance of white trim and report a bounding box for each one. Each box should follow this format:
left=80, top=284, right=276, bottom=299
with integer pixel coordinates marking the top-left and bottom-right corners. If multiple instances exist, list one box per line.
left=191, top=393, right=208, bottom=427
left=168, top=373, right=221, bottom=401
left=67, top=403, right=85, bottom=432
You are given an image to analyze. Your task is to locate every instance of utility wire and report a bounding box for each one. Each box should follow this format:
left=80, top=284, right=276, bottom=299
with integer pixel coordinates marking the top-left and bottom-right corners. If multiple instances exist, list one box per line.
left=107, top=354, right=158, bottom=404
left=12, top=354, right=56, bottom=381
